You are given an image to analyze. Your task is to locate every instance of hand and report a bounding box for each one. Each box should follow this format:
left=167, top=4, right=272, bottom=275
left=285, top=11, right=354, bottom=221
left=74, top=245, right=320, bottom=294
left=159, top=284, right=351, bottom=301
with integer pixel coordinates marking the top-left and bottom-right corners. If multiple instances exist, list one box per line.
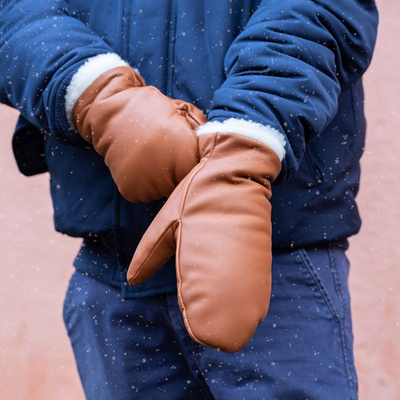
left=72, top=66, right=207, bottom=203
left=127, top=132, right=282, bottom=352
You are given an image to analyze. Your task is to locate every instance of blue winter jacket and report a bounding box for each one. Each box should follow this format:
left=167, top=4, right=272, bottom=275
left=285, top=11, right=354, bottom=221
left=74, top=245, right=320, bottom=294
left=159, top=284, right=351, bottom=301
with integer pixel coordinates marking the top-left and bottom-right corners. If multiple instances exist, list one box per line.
left=0, top=0, right=378, bottom=297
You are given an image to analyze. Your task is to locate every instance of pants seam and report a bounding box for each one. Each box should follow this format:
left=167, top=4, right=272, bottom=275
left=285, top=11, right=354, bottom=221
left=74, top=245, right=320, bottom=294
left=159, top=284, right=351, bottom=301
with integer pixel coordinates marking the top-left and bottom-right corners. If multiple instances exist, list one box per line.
left=166, top=294, right=215, bottom=400
left=328, top=247, right=356, bottom=399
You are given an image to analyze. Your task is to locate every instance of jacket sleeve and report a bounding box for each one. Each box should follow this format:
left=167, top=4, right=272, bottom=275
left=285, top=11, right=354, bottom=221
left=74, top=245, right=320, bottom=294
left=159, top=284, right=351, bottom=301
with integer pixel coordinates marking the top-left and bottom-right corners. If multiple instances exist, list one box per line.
left=0, top=0, right=125, bottom=146
left=201, top=0, right=379, bottom=183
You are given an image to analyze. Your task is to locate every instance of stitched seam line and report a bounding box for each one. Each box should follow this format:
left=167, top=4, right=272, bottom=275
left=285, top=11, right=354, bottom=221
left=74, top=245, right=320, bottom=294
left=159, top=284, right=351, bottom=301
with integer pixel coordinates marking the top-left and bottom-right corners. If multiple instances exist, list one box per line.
left=146, top=86, right=200, bottom=143
left=171, top=108, right=200, bottom=143
left=176, top=134, right=219, bottom=347
left=130, top=134, right=218, bottom=289
left=328, top=247, right=356, bottom=397
left=298, top=248, right=339, bottom=322
left=165, top=295, right=216, bottom=399
left=127, top=220, right=178, bottom=284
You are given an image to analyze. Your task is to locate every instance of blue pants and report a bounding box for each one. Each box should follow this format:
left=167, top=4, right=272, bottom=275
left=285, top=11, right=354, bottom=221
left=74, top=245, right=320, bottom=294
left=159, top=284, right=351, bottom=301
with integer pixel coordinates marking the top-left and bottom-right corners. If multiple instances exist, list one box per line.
left=63, top=246, right=358, bottom=400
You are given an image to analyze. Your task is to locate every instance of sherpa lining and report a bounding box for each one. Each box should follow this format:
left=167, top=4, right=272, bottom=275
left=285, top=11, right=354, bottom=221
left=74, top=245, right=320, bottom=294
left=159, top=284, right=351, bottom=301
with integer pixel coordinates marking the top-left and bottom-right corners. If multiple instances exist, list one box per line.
left=196, top=118, right=286, bottom=161
left=64, top=53, right=129, bottom=131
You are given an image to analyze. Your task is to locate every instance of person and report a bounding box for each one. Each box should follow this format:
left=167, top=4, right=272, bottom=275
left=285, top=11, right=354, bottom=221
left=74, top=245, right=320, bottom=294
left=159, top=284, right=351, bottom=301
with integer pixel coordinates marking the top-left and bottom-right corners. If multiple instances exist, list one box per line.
left=0, top=0, right=378, bottom=398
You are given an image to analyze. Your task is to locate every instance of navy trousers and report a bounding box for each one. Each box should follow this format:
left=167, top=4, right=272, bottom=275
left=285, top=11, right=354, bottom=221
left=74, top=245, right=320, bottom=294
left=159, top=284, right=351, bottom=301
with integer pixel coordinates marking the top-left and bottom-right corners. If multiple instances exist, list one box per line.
left=63, top=246, right=358, bottom=400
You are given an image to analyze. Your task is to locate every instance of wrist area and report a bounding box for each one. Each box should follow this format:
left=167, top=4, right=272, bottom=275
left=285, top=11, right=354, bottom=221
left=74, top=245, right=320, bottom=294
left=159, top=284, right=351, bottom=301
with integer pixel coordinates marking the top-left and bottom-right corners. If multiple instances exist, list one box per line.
left=64, top=53, right=137, bottom=134
left=196, top=132, right=282, bottom=191
left=196, top=119, right=285, bottom=186
left=72, top=65, right=145, bottom=143
left=196, top=118, right=286, bottom=162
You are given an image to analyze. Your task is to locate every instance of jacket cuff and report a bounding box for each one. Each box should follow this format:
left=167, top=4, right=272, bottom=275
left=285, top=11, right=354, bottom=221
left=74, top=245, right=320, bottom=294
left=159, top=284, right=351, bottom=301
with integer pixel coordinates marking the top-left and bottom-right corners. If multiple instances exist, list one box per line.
left=196, top=118, right=286, bottom=161
left=64, top=53, right=130, bottom=132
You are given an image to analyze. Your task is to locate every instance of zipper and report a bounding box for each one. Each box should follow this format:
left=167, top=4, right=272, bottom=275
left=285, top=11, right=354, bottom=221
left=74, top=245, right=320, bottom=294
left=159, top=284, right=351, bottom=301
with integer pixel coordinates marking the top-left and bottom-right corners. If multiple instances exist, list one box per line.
left=121, top=0, right=132, bottom=63
left=165, top=0, right=177, bottom=97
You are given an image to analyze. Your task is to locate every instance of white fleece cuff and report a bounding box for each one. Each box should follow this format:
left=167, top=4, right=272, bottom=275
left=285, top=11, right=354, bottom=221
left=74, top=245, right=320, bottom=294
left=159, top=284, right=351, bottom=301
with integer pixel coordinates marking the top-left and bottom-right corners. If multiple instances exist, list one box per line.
left=64, top=53, right=130, bottom=131
left=196, top=118, right=286, bottom=161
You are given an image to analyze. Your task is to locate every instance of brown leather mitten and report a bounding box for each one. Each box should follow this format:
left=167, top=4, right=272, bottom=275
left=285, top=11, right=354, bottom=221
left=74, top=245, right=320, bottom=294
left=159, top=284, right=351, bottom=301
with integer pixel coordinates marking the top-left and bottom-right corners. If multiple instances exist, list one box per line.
left=127, top=132, right=282, bottom=352
left=72, top=66, right=207, bottom=203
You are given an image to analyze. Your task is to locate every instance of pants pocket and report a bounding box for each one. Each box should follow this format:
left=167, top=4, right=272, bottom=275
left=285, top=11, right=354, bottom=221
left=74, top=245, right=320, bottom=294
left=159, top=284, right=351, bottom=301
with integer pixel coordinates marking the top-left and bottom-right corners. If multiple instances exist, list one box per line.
left=298, top=247, right=342, bottom=321
left=298, top=246, right=358, bottom=399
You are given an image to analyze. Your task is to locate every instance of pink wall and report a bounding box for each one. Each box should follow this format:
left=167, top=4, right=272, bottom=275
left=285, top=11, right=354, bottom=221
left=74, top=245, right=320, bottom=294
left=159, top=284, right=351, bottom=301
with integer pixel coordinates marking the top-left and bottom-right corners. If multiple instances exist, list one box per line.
left=347, top=0, right=400, bottom=396
left=0, top=0, right=399, bottom=398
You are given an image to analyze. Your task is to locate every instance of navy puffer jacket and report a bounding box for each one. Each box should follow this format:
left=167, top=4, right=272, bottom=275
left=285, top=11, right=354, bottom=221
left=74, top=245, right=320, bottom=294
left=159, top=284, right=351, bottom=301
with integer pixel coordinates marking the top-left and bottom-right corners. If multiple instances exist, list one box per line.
left=0, top=0, right=378, bottom=297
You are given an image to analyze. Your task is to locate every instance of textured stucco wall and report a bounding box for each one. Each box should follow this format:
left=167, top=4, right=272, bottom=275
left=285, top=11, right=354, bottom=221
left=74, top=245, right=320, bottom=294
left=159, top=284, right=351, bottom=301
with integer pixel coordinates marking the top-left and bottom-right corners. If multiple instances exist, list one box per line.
left=0, top=0, right=399, bottom=398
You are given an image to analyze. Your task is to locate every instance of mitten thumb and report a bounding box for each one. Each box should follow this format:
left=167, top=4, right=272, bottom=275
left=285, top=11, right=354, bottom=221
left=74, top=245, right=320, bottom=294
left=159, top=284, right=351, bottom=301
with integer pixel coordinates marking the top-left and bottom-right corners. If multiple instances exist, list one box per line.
left=126, top=179, right=188, bottom=285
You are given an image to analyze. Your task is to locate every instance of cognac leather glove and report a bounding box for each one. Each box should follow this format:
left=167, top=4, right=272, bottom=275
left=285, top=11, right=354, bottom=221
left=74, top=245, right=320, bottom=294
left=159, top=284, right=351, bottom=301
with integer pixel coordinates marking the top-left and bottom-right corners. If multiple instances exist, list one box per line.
left=72, top=66, right=207, bottom=203
left=127, top=132, right=282, bottom=352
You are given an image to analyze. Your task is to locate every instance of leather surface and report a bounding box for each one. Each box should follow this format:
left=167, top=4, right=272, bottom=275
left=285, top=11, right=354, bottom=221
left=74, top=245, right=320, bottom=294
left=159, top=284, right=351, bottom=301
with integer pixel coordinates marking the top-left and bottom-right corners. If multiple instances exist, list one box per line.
left=127, top=132, right=282, bottom=352
left=73, top=66, right=207, bottom=203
